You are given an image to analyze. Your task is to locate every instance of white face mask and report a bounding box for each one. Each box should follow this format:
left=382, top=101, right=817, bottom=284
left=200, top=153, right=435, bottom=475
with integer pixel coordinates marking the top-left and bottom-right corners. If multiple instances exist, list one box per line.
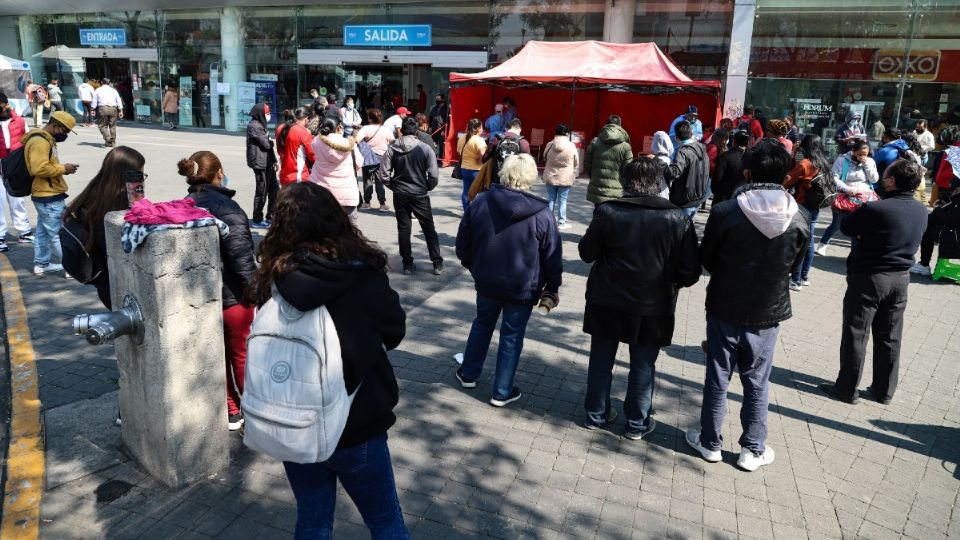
left=265, top=114, right=272, bottom=122
left=346, top=103, right=354, bottom=110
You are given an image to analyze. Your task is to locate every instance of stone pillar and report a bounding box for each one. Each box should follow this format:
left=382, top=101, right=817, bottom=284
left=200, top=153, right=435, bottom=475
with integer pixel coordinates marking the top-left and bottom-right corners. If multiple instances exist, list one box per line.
left=603, top=0, right=636, bottom=44
left=104, top=211, right=229, bottom=488
left=18, top=16, right=43, bottom=84
left=221, top=7, right=246, bottom=133
left=722, top=0, right=757, bottom=119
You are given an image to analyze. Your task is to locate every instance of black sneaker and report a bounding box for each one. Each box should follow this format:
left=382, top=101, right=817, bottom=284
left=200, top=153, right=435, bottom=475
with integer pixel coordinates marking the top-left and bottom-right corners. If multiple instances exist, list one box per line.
left=228, top=412, right=244, bottom=431
left=455, top=368, right=477, bottom=388
left=489, top=388, right=522, bottom=407
left=433, top=262, right=444, bottom=276
left=402, top=263, right=415, bottom=275
left=0, top=240, right=8, bottom=253
left=17, top=232, right=34, bottom=244
left=583, top=409, right=617, bottom=430
left=818, top=383, right=859, bottom=405
left=624, top=418, right=657, bottom=441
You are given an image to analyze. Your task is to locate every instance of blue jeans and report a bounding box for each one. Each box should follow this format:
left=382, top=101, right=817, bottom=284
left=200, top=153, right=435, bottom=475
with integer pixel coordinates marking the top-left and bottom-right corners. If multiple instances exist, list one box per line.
left=819, top=207, right=845, bottom=246
left=683, top=206, right=698, bottom=218
left=791, top=205, right=820, bottom=282
left=33, top=199, right=64, bottom=267
left=545, top=185, right=571, bottom=224
left=282, top=433, right=409, bottom=540
left=460, top=292, right=534, bottom=400
left=699, top=314, right=779, bottom=454
left=460, top=168, right=478, bottom=210
left=584, top=335, right=658, bottom=430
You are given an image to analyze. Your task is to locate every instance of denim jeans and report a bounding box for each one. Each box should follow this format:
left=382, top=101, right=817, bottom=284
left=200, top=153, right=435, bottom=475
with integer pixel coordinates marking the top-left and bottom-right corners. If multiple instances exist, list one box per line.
left=683, top=206, right=698, bottom=218
left=33, top=199, right=64, bottom=267
left=791, top=205, right=820, bottom=282
left=460, top=292, right=534, bottom=400
left=460, top=168, right=479, bottom=210
left=545, top=185, right=571, bottom=224
left=699, top=314, right=779, bottom=454
left=282, top=433, right=409, bottom=540
left=584, top=335, right=659, bottom=430
left=819, top=207, right=846, bottom=246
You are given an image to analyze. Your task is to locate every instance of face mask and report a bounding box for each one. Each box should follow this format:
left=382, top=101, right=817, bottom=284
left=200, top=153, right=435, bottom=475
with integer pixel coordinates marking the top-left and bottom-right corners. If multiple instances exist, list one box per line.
left=53, top=133, right=68, bottom=143
left=265, top=114, right=272, bottom=123
left=346, top=104, right=353, bottom=110
left=435, top=99, right=441, bottom=104
left=222, top=175, right=230, bottom=188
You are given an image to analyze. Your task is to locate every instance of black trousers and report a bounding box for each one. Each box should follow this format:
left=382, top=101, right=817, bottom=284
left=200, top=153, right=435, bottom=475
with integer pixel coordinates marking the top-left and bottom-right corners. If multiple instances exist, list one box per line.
left=834, top=271, right=909, bottom=401
left=252, top=167, right=279, bottom=222
left=363, top=165, right=386, bottom=205
left=919, top=213, right=942, bottom=266
left=393, top=193, right=442, bottom=266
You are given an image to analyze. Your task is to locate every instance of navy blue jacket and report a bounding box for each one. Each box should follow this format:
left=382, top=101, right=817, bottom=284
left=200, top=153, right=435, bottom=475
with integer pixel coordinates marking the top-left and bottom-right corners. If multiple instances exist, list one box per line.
left=455, top=184, right=563, bottom=304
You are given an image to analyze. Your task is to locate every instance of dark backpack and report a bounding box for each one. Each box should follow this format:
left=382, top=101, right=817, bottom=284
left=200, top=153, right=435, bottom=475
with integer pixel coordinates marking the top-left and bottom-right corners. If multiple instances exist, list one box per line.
left=59, top=213, right=103, bottom=284
left=492, top=135, right=523, bottom=180
left=805, top=170, right=837, bottom=209
left=0, top=133, right=49, bottom=197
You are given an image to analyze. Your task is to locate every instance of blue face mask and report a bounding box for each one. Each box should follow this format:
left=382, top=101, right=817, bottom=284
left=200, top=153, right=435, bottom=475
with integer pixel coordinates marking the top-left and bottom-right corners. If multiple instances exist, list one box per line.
left=222, top=175, right=230, bottom=188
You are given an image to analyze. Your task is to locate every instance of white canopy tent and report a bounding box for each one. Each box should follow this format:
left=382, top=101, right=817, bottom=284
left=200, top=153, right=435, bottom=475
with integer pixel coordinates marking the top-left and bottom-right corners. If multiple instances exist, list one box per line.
left=0, top=54, right=32, bottom=114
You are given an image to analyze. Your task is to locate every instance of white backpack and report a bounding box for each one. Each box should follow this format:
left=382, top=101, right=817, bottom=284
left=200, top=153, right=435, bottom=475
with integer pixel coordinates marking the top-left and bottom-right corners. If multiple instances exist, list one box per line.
left=242, top=292, right=356, bottom=463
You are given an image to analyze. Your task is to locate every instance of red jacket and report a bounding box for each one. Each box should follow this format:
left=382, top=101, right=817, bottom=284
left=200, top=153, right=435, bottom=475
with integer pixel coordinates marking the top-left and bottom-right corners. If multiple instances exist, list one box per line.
left=275, top=123, right=317, bottom=185
left=736, top=115, right=764, bottom=143
left=935, top=142, right=960, bottom=189
left=0, top=110, right=27, bottom=159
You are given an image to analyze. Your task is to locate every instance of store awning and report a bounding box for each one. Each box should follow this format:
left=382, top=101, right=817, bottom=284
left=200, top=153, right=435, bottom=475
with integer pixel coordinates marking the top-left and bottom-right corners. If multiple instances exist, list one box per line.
left=0, top=54, right=30, bottom=71
left=450, top=40, right=721, bottom=92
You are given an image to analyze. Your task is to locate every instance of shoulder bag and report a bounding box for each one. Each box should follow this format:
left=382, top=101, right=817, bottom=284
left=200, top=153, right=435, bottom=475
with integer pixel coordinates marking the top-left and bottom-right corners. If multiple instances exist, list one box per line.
left=358, top=125, right=383, bottom=167
left=452, top=133, right=470, bottom=180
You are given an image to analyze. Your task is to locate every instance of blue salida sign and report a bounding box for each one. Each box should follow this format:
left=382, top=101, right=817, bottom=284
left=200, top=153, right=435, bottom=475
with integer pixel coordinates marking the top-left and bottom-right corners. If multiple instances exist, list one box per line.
left=79, top=28, right=127, bottom=46
left=343, top=25, right=432, bottom=47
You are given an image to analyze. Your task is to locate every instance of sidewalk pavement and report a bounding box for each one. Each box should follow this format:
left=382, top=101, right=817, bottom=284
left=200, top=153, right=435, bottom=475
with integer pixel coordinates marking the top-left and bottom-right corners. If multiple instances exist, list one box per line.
left=2, top=125, right=959, bottom=539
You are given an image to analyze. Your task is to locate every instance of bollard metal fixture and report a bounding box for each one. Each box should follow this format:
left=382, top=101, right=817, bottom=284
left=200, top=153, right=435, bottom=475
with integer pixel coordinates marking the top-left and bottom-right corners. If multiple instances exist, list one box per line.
left=73, top=294, right=145, bottom=346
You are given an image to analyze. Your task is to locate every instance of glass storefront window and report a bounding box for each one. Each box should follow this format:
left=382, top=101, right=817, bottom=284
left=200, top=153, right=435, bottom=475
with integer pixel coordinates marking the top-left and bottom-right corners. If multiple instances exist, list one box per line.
left=633, top=0, right=734, bottom=80
left=902, top=0, right=960, bottom=133
left=159, top=9, right=222, bottom=127
left=489, top=1, right=604, bottom=63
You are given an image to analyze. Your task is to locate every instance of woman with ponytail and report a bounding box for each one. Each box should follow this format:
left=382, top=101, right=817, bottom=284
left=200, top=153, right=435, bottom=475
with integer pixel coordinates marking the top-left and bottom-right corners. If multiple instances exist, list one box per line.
left=178, top=151, right=257, bottom=431
left=276, top=107, right=317, bottom=186
left=308, top=117, right=364, bottom=225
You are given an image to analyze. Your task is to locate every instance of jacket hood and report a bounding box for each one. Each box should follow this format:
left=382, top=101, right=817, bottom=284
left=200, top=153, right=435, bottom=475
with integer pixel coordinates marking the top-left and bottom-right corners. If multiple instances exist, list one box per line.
left=884, top=139, right=909, bottom=151
left=735, top=184, right=799, bottom=239
left=249, top=103, right=268, bottom=127
left=845, top=109, right=862, bottom=123
left=487, top=184, right=547, bottom=223
left=21, top=128, right=53, bottom=145
left=387, top=135, right=420, bottom=155
left=317, top=132, right=356, bottom=152
left=276, top=251, right=373, bottom=311
left=682, top=140, right=706, bottom=160
left=599, top=124, right=630, bottom=145
left=652, top=131, right=673, bottom=156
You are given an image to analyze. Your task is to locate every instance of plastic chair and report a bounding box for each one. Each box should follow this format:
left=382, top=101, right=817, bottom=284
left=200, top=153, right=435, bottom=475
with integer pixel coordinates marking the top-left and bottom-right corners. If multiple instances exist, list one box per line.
left=932, top=259, right=960, bottom=284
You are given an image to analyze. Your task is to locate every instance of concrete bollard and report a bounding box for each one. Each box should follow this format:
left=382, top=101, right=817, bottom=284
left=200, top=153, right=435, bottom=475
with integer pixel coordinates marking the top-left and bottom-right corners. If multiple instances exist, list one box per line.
left=103, top=211, right=229, bottom=488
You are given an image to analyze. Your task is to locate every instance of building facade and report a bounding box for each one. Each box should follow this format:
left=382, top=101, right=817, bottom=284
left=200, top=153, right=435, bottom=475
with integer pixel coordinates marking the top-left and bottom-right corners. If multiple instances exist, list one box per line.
left=1, top=0, right=957, bottom=152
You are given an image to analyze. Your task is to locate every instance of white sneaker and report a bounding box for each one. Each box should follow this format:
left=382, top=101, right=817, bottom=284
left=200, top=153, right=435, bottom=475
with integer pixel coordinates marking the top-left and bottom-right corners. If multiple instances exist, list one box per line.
left=801, top=279, right=811, bottom=287
left=558, top=223, right=571, bottom=230
left=789, top=281, right=802, bottom=291
left=685, top=429, right=722, bottom=463
left=909, top=263, right=931, bottom=276
left=33, top=263, right=64, bottom=276
left=814, top=244, right=827, bottom=256
left=737, top=447, right=775, bottom=472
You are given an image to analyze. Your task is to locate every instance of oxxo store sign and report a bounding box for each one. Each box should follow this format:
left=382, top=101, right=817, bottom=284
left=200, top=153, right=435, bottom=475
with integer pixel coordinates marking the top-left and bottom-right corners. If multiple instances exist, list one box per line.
left=873, top=49, right=941, bottom=81
left=343, top=25, right=432, bottom=47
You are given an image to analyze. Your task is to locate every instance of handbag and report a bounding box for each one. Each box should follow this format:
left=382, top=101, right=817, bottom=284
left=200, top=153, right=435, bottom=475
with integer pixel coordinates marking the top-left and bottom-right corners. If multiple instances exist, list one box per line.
left=452, top=133, right=470, bottom=180
left=358, top=125, right=383, bottom=167
left=832, top=190, right=878, bottom=213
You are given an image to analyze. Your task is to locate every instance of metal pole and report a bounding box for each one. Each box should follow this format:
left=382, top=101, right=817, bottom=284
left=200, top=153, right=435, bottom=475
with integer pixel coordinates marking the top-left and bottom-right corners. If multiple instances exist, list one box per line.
left=892, top=7, right=918, bottom=129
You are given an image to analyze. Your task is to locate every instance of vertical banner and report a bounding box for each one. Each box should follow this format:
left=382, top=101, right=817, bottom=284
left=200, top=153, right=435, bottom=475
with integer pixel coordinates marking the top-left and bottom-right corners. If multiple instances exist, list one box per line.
left=178, top=76, right=193, bottom=127
left=210, top=68, right=221, bottom=127
left=237, top=82, right=256, bottom=126
left=254, top=81, right=277, bottom=126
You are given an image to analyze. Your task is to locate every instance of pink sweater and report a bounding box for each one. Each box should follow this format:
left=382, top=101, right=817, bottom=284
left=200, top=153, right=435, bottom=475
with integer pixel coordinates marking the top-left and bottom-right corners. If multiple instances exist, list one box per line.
left=308, top=133, right=363, bottom=207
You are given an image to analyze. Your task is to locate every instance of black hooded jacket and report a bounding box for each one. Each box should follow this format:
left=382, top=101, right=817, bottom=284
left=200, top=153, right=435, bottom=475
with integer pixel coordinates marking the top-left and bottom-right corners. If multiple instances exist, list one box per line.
left=246, top=103, right=276, bottom=170
left=187, top=184, right=257, bottom=308
left=275, top=251, right=406, bottom=449
left=664, top=141, right=710, bottom=208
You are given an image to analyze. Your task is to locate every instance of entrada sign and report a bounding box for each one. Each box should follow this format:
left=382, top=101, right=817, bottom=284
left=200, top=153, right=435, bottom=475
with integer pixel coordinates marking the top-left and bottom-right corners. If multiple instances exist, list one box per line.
left=343, top=25, right=432, bottom=47
left=79, top=28, right=127, bottom=46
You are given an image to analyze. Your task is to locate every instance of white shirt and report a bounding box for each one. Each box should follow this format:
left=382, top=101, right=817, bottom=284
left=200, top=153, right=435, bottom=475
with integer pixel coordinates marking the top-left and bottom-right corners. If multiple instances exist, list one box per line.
left=918, top=130, right=936, bottom=155
left=383, top=114, right=403, bottom=136
left=1, top=119, right=10, bottom=151
left=78, top=83, right=95, bottom=102
left=93, top=85, right=123, bottom=108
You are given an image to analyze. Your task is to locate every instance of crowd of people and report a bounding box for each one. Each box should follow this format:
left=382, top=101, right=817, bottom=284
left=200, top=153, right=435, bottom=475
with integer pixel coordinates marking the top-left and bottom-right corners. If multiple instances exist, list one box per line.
left=2, top=87, right=959, bottom=538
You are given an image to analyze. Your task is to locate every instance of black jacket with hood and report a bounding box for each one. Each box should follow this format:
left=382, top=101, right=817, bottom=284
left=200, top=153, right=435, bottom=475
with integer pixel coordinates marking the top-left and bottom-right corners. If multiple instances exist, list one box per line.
left=246, top=104, right=276, bottom=170
left=187, top=184, right=257, bottom=308
left=700, top=184, right=810, bottom=326
left=275, top=251, right=406, bottom=449
left=664, top=141, right=710, bottom=208
left=456, top=184, right=563, bottom=304
left=376, top=135, right=439, bottom=197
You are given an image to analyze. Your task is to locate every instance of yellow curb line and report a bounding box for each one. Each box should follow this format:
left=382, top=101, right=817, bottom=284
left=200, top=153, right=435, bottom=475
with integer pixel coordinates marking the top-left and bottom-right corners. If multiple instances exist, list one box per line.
left=0, top=255, right=43, bottom=540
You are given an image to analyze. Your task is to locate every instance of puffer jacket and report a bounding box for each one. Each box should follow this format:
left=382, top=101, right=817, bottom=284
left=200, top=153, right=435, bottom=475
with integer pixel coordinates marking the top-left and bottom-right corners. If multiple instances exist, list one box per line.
left=187, top=184, right=256, bottom=308
left=873, top=139, right=910, bottom=175
left=0, top=110, right=27, bottom=159
left=245, top=104, right=276, bottom=170
left=309, top=133, right=363, bottom=207
left=579, top=195, right=700, bottom=316
left=700, top=184, right=810, bottom=326
left=541, top=135, right=579, bottom=187
left=376, top=135, right=438, bottom=197
left=585, top=124, right=632, bottom=204
left=664, top=141, right=709, bottom=208
left=456, top=184, right=562, bottom=304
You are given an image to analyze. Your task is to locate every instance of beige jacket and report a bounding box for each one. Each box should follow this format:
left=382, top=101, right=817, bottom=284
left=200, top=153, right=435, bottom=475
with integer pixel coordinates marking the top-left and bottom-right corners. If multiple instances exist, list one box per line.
left=162, top=90, right=179, bottom=113
left=541, top=135, right=579, bottom=186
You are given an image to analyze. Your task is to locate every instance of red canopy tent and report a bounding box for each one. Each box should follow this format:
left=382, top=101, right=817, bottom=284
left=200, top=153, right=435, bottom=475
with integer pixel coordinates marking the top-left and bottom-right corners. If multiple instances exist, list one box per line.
left=446, top=40, right=721, bottom=164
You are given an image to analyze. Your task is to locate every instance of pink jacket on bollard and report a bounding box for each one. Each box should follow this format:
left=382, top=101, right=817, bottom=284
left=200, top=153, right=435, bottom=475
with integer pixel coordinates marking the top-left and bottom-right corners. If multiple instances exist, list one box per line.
left=308, top=133, right=364, bottom=207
